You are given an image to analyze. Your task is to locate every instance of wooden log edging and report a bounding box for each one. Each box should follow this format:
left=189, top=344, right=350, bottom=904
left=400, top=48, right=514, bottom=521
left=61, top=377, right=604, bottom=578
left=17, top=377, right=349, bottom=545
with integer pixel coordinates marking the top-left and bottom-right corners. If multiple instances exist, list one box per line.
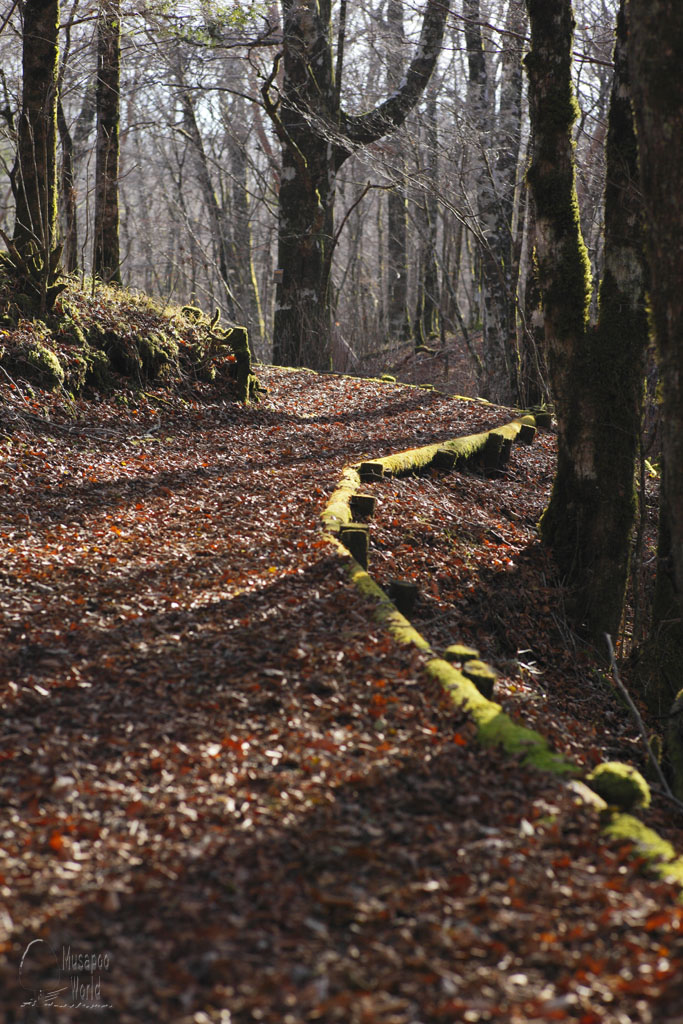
left=322, top=414, right=683, bottom=894
left=322, top=415, right=533, bottom=537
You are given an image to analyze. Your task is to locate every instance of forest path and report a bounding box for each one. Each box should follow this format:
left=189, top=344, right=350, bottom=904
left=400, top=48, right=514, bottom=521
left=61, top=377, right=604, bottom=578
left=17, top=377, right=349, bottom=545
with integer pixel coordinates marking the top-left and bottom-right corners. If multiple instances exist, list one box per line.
left=1, top=366, right=682, bottom=1023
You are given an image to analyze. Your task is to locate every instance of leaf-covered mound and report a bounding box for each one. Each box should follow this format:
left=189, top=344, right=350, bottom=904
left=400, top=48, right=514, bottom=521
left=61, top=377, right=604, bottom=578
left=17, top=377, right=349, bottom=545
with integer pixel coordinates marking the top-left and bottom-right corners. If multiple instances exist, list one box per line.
left=0, top=270, right=258, bottom=399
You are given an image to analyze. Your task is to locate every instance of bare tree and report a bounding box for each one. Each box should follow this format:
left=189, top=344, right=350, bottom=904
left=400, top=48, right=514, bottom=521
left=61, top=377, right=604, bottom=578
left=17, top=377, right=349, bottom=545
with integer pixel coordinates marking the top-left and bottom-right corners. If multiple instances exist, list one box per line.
left=265, top=0, right=451, bottom=371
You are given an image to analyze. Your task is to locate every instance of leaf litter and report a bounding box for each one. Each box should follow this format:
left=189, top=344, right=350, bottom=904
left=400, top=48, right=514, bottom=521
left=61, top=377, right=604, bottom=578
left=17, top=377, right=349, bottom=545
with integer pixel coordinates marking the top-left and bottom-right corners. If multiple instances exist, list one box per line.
left=0, top=366, right=682, bottom=1023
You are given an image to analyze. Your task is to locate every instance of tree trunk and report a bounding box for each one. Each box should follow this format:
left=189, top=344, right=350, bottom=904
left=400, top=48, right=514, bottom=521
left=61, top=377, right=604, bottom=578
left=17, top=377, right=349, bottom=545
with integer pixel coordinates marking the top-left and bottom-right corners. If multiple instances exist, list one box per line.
left=629, top=0, right=683, bottom=714
left=93, top=0, right=122, bottom=284
left=580, top=0, right=648, bottom=640
left=519, top=194, right=550, bottom=408
left=57, top=98, right=78, bottom=273
left=495, top=0, right=527, bottom=400
left=11, top=0, right=60, bottom=261
left=272, top=123, right=335, bottom=369
left=526, top=0, right=647, bottom=642
left=463, top=0, right=513, bottom=402
left=267, top=0, right=451, bottom=371
left=270, top=0, right=337, bottom=369
left=226, top=95, right=265, bottom=343
left=386, top=0, right=409, bottom=342
left=414, top=86, right=440, bottom=348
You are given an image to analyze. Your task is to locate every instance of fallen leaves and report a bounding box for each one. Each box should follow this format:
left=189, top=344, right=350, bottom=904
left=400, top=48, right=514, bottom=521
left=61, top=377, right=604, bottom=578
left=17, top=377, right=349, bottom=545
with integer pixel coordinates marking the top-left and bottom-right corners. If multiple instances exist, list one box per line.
left=0, top=367, right=682, bottom=1023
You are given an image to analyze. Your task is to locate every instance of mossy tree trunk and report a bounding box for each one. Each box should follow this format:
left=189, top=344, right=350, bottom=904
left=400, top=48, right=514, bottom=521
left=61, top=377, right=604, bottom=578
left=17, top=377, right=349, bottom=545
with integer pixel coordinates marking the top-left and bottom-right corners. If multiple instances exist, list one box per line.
left=629, top=0, right=683, bottom=713
left=11, top=0, right=60, bottom=263
left=525, top=0, right=648, bottom=642
left=93, top=0, right=122, bottom=285
left=577, top=0, right=648, bottom=641
left=520, top=200, right=550, bottom=408
left=266, top=0, right=450, bottom=371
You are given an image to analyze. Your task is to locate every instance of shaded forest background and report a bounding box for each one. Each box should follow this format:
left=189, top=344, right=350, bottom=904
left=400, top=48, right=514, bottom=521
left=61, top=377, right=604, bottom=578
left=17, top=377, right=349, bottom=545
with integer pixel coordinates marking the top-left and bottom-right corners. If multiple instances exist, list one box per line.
left=0, top=0, right=617, bottom=395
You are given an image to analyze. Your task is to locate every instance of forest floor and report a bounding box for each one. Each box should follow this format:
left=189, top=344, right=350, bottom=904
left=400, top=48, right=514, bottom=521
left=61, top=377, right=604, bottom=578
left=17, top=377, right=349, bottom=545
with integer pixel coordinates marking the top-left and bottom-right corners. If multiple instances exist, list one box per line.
left=2, top=361, right=683, bottom=1024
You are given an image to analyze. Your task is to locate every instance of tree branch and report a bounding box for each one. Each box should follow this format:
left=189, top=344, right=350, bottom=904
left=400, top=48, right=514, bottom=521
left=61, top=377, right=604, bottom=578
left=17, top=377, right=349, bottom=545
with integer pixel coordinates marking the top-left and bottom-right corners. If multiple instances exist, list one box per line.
left=339, top=0, right=451, bottom=151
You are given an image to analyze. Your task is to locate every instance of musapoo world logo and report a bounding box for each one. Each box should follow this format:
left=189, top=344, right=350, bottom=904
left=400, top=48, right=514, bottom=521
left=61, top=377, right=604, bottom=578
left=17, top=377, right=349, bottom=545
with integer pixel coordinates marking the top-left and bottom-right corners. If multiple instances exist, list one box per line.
left=19, top=938, right=112, bottom=1010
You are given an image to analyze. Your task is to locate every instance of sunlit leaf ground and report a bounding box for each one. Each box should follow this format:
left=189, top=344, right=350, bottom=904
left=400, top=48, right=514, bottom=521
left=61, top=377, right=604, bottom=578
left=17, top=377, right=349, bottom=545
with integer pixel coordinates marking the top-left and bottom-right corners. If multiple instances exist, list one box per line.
left=1, top=364, right=682, bottom=1024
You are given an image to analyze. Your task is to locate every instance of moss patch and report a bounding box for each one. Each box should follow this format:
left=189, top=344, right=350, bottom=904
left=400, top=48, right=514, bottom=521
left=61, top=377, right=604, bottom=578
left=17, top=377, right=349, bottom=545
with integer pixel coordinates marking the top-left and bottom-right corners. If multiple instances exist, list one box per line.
left=25, top=342, right=64, bottom=388
left=1, top=324, right=65, bottom=390
left=351, top=417, right=532, bottom=479
left=585, top=762, right=651, bottom=811
left=322, top=467, right=361, bottom=534
left=602, top=813, right=683, bottom=889
left=138, top=331, right=179, bottom=378
left=0, top=275, right=261, bottom=402
left=443, top=644, right=480, bottom=663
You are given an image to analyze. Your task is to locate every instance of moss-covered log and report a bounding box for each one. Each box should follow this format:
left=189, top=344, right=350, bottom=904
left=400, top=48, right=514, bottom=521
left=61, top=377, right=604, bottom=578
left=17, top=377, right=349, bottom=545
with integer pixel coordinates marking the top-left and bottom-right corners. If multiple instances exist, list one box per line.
left=356, top=418, right=531, bottom=480
left=339, top=524, right=369, bottom=570
left=443, top=644, right=480, bottom=664
left=462, top=659, right=499, bottom=700
left=350, top=493, right=377, bottom=517
left=585, top=762, right=651, bottom=812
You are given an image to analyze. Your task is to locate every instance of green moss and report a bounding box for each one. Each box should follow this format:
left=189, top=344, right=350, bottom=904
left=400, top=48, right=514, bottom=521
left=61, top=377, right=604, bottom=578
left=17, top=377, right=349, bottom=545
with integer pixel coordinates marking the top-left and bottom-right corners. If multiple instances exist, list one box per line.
left=602, top=813, right=683, bottom=889
left=84, top=346, right=112, bottom=388
left=26, top=342, right=64, bottom=388
left=443, top=644, right=480, bottom=663
left=65, top=354, right=87, bottom=392
left=138, top=331, right=178, bottom=378
left=181, top=305, right=204, bottom=322
left=426, top=659, right=578, bottom=775
left=226, top=325, right=261, bottom=403
left=0, top=243, right=65, bottom=316
left=322, top=467, right=361, bottom=533
left=330, top=536, right=431, bottom=652
left=52, top=315, right=87, bottom=348
left=103, top=328, right=142, bottom=377
left=462, top=659, right=498, bottom=699
left=586, top=762, right=651, bottom=811
left=352, top=419, right=529, bottom=479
